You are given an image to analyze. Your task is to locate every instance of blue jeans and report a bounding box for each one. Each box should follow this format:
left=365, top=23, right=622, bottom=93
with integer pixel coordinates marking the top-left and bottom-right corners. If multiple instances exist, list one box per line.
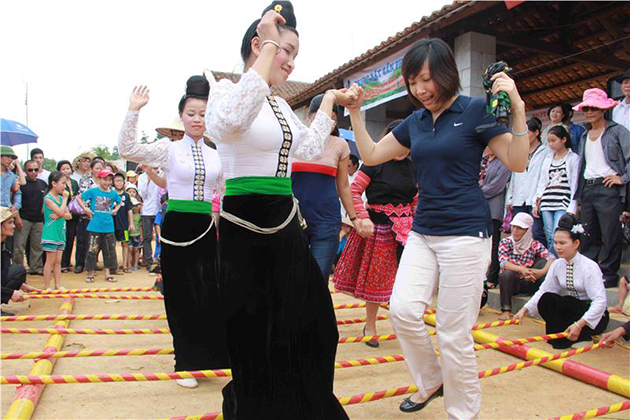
left=306, top=229, right=340, bottom=283
left=513, top=205, right=547, bottom=248
left=542, top=210, right=566, bottom=257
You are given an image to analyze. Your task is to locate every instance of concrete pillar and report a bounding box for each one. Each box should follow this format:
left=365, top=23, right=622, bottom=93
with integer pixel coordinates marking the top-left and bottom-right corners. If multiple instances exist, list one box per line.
left=454, top=32, right=496, bottom=98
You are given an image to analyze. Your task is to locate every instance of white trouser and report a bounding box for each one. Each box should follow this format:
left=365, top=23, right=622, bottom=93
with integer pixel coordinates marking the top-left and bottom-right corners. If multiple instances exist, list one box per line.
left=390, top=232, right=491, bottom=420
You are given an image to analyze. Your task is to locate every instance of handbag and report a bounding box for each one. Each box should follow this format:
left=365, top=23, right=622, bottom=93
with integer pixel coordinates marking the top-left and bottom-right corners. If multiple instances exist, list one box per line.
left=68, top=195, right=85, bottom=215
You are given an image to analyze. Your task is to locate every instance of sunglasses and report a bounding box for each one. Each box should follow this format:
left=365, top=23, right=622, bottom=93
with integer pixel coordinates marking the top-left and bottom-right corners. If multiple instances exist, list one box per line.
left=582, top=106, right=602, bottom=112
left=26, top=168, right=38, bottom=173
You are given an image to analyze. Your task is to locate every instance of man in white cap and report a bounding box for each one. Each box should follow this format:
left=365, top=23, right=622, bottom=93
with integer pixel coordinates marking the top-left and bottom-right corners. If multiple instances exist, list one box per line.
left=1, top=207, right=39, bottom=314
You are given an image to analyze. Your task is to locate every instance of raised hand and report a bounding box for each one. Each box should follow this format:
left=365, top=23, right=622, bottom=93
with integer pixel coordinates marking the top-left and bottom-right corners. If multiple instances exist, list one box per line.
left=490, top=72, right=524, bottom=111
left=129, top=86, right=150, bottom=111
left=257, top=9, right=286, bottom=45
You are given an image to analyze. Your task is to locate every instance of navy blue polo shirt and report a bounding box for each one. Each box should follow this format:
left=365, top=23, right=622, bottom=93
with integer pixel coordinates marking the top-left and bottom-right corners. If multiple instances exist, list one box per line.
left=392, top=95, right=508, bottom=238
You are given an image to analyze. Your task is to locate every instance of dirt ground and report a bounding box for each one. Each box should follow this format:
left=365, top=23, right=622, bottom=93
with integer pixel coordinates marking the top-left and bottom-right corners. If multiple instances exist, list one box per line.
left=2, top=265, right=629, bottom=420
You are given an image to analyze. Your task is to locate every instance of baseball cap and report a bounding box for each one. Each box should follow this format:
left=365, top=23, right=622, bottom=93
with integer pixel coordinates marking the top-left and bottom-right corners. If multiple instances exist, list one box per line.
left=97, top=168, right=115, bottom=178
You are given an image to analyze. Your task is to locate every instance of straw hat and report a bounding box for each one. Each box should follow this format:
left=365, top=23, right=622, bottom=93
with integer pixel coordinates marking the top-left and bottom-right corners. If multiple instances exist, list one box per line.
left=156, top=118, right=185, bottom=138
left=0, top=206, right=18, bottom=223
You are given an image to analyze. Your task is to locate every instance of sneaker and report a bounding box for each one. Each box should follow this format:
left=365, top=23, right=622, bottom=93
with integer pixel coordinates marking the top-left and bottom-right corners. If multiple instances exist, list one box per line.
left=176, top=378, right=198, bottom=389
left=74, top=266, right=84, bottom=274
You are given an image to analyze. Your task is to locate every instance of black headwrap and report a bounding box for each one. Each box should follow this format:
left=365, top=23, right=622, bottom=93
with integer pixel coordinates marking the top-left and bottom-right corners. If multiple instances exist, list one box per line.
left=178, top=75, right=210, bottom=114
left=240, top=1, right=297, bottom=63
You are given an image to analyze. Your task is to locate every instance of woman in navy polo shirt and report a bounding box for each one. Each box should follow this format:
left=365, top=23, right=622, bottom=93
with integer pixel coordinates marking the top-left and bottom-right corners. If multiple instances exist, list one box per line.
left=345, top=38, right=529, bottom=419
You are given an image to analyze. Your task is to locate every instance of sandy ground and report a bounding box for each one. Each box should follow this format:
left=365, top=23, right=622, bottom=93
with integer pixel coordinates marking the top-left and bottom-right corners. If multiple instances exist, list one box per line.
left=2, top=264, right=629, bottom=420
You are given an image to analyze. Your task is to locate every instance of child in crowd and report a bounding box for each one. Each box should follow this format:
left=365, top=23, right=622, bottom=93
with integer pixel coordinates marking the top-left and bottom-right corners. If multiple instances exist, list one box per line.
left=533, top=125, right=579, bottom=257
left=42, top=171, right=72, bottom=290
left=150, top=193, right=168, bottom=274
left=610, top=275, right=629, bottom=316
left=113, top=172, right=135, bottom=273
left=77, top=168, right=122, bottom=283
left=128, top=198, right=143, bottom=271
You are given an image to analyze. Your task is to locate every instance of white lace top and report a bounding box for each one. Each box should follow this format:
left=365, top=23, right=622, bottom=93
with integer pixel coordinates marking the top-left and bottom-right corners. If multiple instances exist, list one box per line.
left=205, top=69, right=336, bottom=180
left=118, top=111, right=222, bottom=203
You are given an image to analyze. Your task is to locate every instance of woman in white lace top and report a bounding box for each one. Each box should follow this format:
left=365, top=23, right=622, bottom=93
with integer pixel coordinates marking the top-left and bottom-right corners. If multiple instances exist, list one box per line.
left=205, top=2, right=353, bottom=419
left=118, top=78, right=229, bottom=389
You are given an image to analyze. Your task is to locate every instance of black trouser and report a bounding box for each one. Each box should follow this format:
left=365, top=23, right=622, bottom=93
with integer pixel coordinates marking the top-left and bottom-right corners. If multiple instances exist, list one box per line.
left=538, top=292, right=609, bottom=348
left=141, top=215, right=156, bottom=266
left=61, top=217, right=78, bottom=269
left=487, top=219, right=502, bottom=285
left=75, top=218, right=90, bottom=268
left=1, top=265, right=27, bottom=304
left=499, top=258, right=547, bottom=312
left=85, top=232, right=118, bottom=271
left=580, top=183, right=623, bottom=281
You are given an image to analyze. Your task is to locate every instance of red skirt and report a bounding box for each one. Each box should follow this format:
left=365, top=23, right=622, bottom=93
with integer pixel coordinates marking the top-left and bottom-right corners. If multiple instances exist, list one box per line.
left=333, top=224, right=399, bottom=303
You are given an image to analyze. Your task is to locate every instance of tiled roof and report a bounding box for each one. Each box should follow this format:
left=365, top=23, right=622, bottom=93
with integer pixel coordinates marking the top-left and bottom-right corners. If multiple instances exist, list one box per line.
left=211, top=70, right=312, bottom=101
left=286, top=0, right=492, bottom=107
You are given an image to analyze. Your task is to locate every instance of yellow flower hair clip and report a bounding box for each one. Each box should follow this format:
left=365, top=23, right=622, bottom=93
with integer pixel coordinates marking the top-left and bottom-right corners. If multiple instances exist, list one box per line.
left=274, top=4, right=283, bottom=13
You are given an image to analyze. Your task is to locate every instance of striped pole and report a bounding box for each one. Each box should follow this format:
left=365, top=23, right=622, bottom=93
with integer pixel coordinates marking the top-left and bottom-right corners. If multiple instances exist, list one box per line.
left=164, top=413, right=223, bottom=420
left=29, top=287, right=154, bottom=294
left=478, top=343, right=602, bottom=379
left=1, top=314, right=167, bottom=322
left=25, top=294, right=163, bottom=300
left=0, top=314, right=387, bottom=324
left=336, top=315, right=389, bottom=325
left=1, top=369, right=232, bottom=385
left=4, top=298, right=74, bottom=420
left=2, top=348, right=175, bottom=360
left=463, top=320, right=630, bottom=398
left=474, top=332, right=570, bottom=351
left=1, top=328, right=171, bottom=335
left=548, top=400, right=630, bottom=420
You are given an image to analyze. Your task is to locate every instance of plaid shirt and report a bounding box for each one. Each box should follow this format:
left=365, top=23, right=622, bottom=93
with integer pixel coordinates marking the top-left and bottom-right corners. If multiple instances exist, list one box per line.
left=498, top=238, right=549, bottom=273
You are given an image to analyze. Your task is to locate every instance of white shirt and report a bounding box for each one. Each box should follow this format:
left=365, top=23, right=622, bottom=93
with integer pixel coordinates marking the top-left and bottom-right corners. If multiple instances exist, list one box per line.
left=584, top=132, right=616, bottom=179
left=37, top=169, right=51, bottom=184
left=71, top=171, right=86, bottom=183
left=205, top=69, right=335, bottom=180
left=506, top=143, right=548, bottom=206
left=118, top=112, right=222, bottom=206
left=612, top=99, right=630, bottom=131
left=524, top=252, right=607, bottom=329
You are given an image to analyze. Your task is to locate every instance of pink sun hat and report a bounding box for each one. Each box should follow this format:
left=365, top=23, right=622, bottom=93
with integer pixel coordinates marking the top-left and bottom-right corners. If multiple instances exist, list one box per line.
left=572, top=88, right=619, bottom=112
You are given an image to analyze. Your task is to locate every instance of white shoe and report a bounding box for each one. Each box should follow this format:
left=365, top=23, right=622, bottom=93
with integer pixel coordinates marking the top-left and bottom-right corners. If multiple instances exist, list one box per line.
left=176, top=378, right=198, bottom=389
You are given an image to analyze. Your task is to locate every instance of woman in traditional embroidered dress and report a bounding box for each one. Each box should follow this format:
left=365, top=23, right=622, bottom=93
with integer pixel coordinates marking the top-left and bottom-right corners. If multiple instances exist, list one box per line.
left=333, top=120, right=417, bottom=347
left=515, top=214, right=609, bottom=349
left=205, top=2, right=351, bottom=418
left=118, top=77, right=229, bottom=389
left=291, top=94, right=361, bottom=281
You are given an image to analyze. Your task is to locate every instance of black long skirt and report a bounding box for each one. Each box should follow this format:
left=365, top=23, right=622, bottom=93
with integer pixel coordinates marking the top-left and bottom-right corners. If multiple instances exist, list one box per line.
left=219, top=194, right=348, bottom=420
left=537, top=292, right=609, bottom=349
left=161, top=211, right=230, bottom=371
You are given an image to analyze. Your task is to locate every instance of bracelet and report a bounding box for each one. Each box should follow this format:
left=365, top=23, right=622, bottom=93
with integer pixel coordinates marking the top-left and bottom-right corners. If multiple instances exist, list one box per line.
left=349, top=216, right=358, bottom=221
left=511, top=126, right=528, bottom=136
left=573, top=321, right=582, bottom=330
left=261, top=40, right=280, bottom=51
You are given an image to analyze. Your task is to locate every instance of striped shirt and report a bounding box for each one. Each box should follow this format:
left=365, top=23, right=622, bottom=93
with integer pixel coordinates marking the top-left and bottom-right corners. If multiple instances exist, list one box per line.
left=540, top=158, right=571, bottom=211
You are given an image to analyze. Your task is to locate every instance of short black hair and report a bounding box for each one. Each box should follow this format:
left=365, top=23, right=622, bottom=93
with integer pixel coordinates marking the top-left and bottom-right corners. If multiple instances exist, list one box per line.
left=56, top=160, right=72, bottom=171
left=547, top=103, right=573, bottom=124
left=23, top=159, right=38, bottom=169
left=90, top=158, right=104, bottom=169
left=30, top=148, right=44, bottom=159
left=527, top=117, right=542, bottom=141
left=114, top=172, right=126, bottom=181
left=308, top=93, right=339, bottom=136
left=349, top=154, right=359, bottom=167
left=547, top=125, right=572, bottom=150
left=402, top=38, right=461, bottom=109
left=46, top=171, right=65, bottom=194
